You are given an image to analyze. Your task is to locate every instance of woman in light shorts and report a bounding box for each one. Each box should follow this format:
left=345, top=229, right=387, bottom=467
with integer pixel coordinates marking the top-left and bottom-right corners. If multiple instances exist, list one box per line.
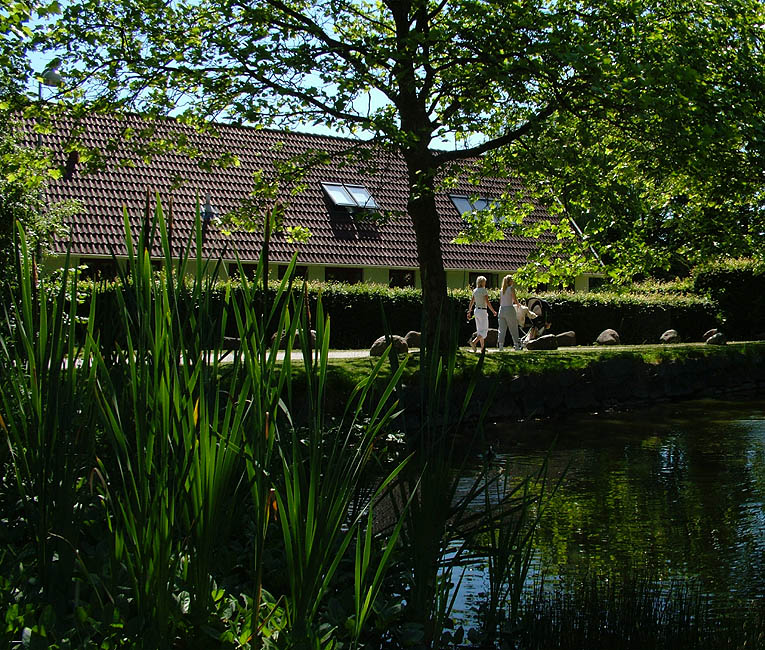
left=466, top=276, right=497, bottom=353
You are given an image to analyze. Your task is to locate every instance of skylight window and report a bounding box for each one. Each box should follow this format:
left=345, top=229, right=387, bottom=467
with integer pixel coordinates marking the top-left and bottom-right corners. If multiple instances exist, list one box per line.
left=322, top=182, right=378, bottom=210
left=450, top=195, right=493, bottom=215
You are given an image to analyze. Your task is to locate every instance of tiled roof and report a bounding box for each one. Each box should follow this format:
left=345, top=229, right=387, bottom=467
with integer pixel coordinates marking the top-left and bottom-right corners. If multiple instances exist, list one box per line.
left=35, top=113, right=557, bottom=271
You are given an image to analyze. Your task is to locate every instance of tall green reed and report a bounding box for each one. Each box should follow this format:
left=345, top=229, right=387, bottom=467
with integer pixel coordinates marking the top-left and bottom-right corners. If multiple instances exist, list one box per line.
left=240, top=264, right=413, bottom=647
left=90, top=205, right=200, bottom=645
left=516, top=572, right=765, bottom=650
left=472, top=453, right=558, bottom=643
left=88, top=199, right=410, bottom=648
left=274, top=326, right=410, bottom=647
left=0, top=225, right=99, bottom=616
left=386, top=310, right=549, bottom=648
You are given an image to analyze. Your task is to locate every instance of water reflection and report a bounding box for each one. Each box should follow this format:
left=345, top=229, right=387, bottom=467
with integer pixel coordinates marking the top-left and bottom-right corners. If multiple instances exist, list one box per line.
left=454, top=396, right=765, bottom=622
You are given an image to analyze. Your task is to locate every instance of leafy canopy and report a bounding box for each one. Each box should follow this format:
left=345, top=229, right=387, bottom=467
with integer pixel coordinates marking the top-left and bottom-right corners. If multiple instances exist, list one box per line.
left=26, top=0, right=765, bottom=287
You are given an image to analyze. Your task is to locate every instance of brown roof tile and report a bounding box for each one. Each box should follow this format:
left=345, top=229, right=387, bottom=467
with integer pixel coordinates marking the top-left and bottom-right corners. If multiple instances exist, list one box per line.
left=35, top=113, right=558, bottom=271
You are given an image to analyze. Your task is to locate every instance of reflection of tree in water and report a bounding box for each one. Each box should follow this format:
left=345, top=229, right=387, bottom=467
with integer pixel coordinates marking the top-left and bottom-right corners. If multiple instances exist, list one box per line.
left=495, top=399, right=765, bottom=603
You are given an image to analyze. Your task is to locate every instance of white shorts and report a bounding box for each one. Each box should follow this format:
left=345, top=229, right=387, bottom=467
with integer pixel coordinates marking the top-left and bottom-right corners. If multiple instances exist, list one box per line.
left=474, top=309, right=489, bottom=338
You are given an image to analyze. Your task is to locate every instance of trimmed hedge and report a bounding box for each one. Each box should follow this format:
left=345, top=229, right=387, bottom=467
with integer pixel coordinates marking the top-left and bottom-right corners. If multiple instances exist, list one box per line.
left=532, top=291, right=717, bottom=345
left=73, top=277, right=721, bottom=349
left=692, top=259, right=765, bottom=340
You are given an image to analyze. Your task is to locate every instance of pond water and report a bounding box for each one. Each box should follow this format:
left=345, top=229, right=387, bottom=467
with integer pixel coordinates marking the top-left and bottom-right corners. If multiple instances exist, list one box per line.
left=452, top=394, right=765, bottom=622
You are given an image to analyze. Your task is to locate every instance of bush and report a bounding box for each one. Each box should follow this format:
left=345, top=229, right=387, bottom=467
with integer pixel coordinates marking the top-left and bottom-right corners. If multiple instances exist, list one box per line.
left=534, top=290, right=717, bottom=345
left=64, top=276, right=721, bottom=349
left=692, top=258, right=765, bottom=340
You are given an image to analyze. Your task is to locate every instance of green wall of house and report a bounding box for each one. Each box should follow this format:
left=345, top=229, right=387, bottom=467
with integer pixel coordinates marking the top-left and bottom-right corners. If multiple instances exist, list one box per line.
left=46, top=255, right=592, bottom=292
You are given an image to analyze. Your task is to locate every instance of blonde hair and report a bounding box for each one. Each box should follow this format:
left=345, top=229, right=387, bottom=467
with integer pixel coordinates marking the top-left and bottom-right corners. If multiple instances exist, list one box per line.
left=476, top=275, right=487, bottom=288
left=501, top=274, right=514, bottom=294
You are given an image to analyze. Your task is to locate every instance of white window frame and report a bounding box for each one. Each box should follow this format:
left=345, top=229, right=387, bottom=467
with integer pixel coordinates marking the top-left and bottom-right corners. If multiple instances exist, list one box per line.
left=450, top=194, right=501, bottom=223
left=322, top=182, right=378, bottom=210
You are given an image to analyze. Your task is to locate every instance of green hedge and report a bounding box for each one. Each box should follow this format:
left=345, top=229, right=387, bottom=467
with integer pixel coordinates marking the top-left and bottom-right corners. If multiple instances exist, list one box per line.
left=532, top=291, right=717, bottom=344
left=72, top=278, right=721, bottom=349
left=692, top=259, right=765, bottom=340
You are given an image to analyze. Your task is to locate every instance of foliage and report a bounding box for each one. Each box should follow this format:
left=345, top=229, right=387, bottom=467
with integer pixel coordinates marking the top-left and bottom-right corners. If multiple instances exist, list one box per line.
left=0, top=122, right=78, bottom=289
left=625, top=276, right=696, bottom=296
left=0, top=205, right=412, bottom=648
left=32, top=0, right=765, bottom=340
left=55, top=276, right=722, bottom=350
left=484, top=0, right=765, bottom=280
left=538, top=289, right=717, bottom=344
left=692, top=258, right=765, bottom=339
left=0, top=0, right=37, bottom=100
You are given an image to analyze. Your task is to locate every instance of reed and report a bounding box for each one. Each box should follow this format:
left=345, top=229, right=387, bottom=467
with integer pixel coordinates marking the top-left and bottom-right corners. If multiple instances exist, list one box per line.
left=0, top=226, right=100, bottom=617
left=89, top=205, right=201, bottom=646
left=268, top=287, right=410, bottom=647
left=88, top=201, right=410, bottom=647
left=514, top=572, right=765, bottom=650
left=3, top=204, right=545, bottom=649
left=381, top=313, right=549, bottom=649
left=471, top=453, right=558, bottom=642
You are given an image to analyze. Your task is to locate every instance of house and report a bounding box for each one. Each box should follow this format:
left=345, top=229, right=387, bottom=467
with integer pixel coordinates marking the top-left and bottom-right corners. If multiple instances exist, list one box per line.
left=36, top=112, right=593, bottom=291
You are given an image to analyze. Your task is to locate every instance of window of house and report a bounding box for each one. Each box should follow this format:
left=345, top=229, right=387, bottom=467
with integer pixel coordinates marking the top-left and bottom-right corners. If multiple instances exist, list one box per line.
left=450, top=195, right=498, bottom=221
left=79, top=258, right=119, bottom=280
left=389, top=269, right=415, bottom=288
left=469, top=272, right=499, bottom=289
left=588, top=276, right=607, bottom=291
left=322, top=182, right=378, bottom=210
left=277, top=264, right=308, bottom=280
left=325, top=267, right=363, bottom=284
left=228, top=263, right=259, bottom=280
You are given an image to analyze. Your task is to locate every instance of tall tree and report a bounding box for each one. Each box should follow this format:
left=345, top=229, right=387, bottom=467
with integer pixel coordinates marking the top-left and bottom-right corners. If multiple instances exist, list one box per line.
left=38, top=0, right=765, bottom=333
left=1, top=0, right=77, bottom=286
left=484, top=1, right=765, bottom=280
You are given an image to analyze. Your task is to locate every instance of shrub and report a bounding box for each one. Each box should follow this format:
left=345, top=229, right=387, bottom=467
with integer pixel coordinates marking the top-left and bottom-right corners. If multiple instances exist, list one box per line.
left=62, top=277, right=721, bottom=348
left=692, top=258, right=765, bottom=340
left=534, top=290, right=717, bottom=345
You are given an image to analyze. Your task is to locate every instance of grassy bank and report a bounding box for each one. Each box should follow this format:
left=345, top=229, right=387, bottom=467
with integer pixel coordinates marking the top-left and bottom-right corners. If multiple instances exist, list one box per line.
left=288, top=342, right=765, bottom=423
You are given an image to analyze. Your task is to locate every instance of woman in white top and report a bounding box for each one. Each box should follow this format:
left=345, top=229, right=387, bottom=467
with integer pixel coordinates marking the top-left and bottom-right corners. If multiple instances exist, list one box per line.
left=497, top=274, right=521, bottom=351
left=466, top=276, right=497, bottom=353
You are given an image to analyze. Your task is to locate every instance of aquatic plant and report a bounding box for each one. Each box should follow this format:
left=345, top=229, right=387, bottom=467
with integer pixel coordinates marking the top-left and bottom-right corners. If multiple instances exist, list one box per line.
left=514, top=572, right=765, bottom=650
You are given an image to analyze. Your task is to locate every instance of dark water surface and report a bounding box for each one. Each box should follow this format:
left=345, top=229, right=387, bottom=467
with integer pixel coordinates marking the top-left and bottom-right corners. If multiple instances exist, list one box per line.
left=453, top=395, right=765, bottom=620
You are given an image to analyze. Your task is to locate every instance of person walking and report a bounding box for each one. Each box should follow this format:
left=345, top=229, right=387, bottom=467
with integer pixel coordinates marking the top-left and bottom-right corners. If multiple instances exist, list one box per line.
left=497, top=274, right=522, bottom=351
left=466, top=276, right=496, bottom=353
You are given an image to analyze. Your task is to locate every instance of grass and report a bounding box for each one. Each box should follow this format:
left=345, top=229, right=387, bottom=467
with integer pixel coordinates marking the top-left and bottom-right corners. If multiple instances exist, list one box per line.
left=281, top=342, right=765, bottom=417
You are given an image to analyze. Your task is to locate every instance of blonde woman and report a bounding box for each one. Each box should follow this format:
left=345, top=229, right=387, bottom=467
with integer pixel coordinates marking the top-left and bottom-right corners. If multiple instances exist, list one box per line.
left=466, top=276, right=496, bottom=353
left=497, top=274, right=521, bottom=351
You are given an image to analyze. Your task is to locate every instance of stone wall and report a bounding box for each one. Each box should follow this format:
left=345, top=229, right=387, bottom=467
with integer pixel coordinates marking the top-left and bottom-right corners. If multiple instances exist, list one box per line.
left=465, top=348, right=765, bottom=424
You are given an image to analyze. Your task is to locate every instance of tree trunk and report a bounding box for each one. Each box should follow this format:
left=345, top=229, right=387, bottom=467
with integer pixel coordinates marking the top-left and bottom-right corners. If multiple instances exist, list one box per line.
left=405, top=154, right=451, bottom=351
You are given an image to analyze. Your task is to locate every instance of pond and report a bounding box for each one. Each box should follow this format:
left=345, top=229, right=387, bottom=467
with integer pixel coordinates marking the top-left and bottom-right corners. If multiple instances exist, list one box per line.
left=452, top=394, right=765, bottom=624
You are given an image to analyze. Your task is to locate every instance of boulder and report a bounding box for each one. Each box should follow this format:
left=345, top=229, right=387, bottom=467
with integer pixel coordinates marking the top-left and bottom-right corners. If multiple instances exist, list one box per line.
left=370, top=334, right=409, bottom=357
left=660, top=329, right=681, bottom=344
left=596, top=329, right=621, bottom=345
left=271, top=329, right=317, bottom=350
left=526, top=334, right=558, bottom=351
left=469, top=328, right=498, bottom=347
left=706, top=332, right=727, bottom=346
left=404, top=330, right=421, bottom=348
left=703, top=328, right=718, bottom=342
left=556, top=331, right=577, bottom=347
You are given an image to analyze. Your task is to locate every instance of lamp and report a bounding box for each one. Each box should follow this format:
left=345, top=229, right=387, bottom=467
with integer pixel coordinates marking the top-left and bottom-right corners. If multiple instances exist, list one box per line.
left=37, top=66, right=63, bottom=148
left=38, top=66, right=63, bottom=98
